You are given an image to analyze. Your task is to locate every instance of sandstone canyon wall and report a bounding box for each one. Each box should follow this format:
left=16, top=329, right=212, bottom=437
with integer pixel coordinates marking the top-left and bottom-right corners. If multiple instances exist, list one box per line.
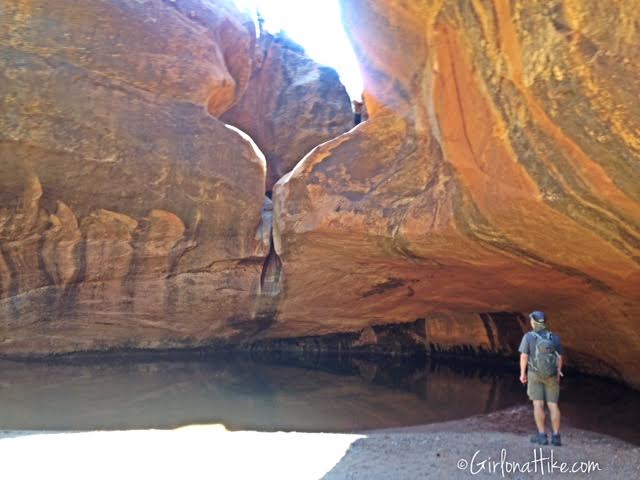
left=1, top=0, right=639, bottom=389
left=0, top=0, right=273, bottom=352
left=272, top=0, right=640, bottom=387
left=221, top=31, right=353, bottom=192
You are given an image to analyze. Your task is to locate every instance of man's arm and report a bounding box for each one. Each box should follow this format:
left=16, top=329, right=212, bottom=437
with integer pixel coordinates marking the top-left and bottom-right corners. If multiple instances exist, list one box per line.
left=518, top=333, right=530, bottom=384
left=557, top=354, right=563, bottom=381
left=554, top=334, right=564, bottom=381
left=520, top=353, right=528, bottom=384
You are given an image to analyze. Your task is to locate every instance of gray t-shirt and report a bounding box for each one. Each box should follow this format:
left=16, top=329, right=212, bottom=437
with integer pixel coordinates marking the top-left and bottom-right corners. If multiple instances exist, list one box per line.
left=518, top=329, right=563, bottom=368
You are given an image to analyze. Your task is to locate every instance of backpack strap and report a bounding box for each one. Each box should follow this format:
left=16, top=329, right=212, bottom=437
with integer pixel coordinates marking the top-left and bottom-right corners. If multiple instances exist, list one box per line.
left=533, top=330, right=551, bottom=340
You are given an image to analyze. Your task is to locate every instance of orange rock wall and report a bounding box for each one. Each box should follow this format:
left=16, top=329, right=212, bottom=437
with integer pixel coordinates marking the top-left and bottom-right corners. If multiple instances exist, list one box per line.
left=0, top=0, right=271, bottom=353
left=271, top=0, right=640, bottom=386
left=222, top=32, right=353, bottom=191
left=1, top=0, right=638, bottom=389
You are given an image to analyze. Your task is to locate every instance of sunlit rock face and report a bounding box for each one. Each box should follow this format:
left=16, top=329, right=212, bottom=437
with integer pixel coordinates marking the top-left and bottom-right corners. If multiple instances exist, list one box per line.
left=0, top=0, right=271, bottom=353
left=222, top=32, right=353, bottom=192
left=272, top=0, right=640, bottom=386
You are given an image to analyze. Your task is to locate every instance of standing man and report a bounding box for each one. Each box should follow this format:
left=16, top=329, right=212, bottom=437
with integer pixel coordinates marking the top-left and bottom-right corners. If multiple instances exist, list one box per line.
left=519, top=310, right=564, bottom=446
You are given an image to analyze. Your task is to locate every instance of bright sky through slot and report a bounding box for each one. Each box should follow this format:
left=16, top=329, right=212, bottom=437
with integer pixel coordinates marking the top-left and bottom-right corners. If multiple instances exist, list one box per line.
left=231, top=0, right=364, bottom=100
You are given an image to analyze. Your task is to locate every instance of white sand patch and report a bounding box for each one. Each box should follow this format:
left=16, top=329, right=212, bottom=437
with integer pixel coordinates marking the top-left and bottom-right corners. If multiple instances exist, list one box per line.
left=0, top=427, right=363, bottom=480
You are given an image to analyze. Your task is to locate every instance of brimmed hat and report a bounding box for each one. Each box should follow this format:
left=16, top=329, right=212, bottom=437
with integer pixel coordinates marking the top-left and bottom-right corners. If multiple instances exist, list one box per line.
left=529, top=310, right=546, bottom=322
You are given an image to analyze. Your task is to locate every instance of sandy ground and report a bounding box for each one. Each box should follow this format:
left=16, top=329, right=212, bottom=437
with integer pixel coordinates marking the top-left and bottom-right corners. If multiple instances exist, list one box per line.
left=327, top=406, right=640, bottom=479
left=1, top=406, right=638, bottom=479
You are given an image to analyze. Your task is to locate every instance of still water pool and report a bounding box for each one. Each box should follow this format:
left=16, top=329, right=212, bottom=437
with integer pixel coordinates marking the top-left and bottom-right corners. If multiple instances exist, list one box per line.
left=0, top=355, right=638, bottom=445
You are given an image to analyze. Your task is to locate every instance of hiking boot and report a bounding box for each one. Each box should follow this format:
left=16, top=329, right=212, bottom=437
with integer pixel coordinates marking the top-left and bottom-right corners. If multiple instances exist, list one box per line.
left=551, top=433, right=562, bottom=446
left=530, top=432, right=548, bottom=445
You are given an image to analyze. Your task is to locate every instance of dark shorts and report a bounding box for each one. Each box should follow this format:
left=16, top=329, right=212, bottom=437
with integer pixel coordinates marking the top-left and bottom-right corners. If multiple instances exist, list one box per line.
left=527, top=371, right=560, bottom=403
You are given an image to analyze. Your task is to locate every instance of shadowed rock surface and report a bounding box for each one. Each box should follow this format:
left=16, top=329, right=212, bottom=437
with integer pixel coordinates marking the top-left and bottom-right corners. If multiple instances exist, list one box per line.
left=271, top=0, right=640, bottom=387
left=222, top=32, right=353, bottom=192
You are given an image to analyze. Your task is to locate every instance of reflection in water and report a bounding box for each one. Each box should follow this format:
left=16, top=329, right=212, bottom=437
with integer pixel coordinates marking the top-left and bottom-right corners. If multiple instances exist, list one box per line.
left=0, top=355, right=638, bottom=445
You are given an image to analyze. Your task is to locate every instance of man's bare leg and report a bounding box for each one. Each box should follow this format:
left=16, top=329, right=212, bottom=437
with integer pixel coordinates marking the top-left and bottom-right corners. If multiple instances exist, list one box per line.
left=547, top=402, right=561, bottom=434
left=533, top=400, right=546, bottom=433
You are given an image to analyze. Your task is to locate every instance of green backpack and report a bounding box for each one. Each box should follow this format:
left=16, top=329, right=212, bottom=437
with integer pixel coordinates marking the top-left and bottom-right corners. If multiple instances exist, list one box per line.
left=531, top=331, right=558, bottom=378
